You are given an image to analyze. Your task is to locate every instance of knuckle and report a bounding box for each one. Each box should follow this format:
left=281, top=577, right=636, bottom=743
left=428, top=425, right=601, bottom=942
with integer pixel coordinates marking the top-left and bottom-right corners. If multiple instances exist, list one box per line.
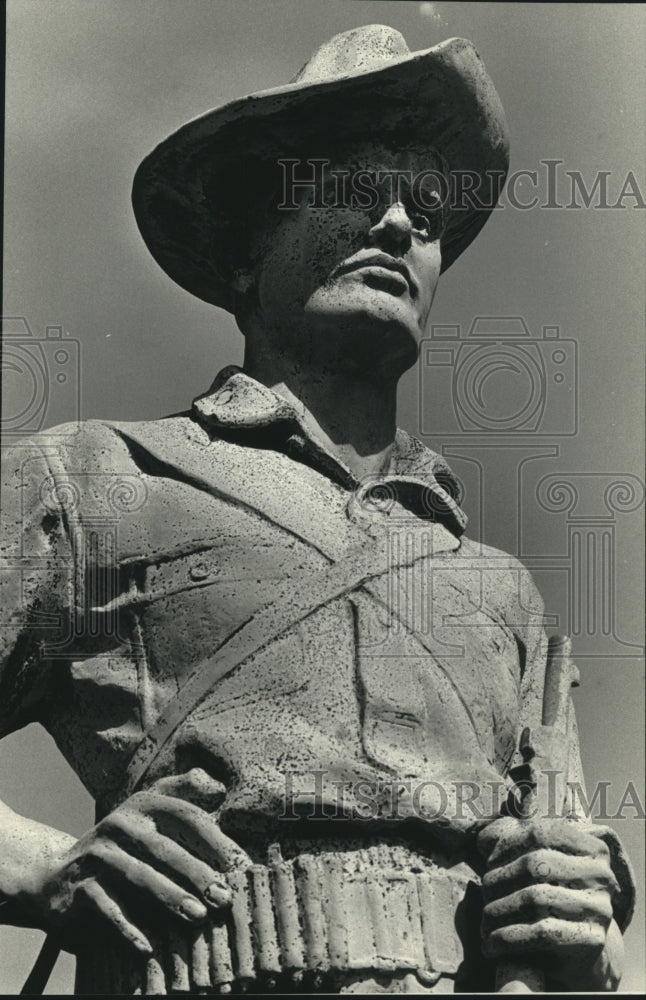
left=84, top=840, right=107, bottom=863
left=517, top=852, right=535, bottom=877
left=529, top=919, right=554, bottom=944
left=523, top=823, right=543, bottom=851
left=526, top=848, right=555, bottom=883
left=86, top=838, right=119, bottom=867
left=478, top=818, right=513, bottom=854
left=515, top=889, right=540, bottom=921
left=534, top=853, right=553, bottom=881
left=124, top=790, right=157, bottom=816
left=487, top=817, right=513, bottom=838
left=518, top=885, right=535, bottom=908
left=534, top=883, right=554, bottom=904
left=126, top=789, right=149, bottom=807
left=519, top=884, right=545, bottom=909
left=100, top=813, right=130, bottom=838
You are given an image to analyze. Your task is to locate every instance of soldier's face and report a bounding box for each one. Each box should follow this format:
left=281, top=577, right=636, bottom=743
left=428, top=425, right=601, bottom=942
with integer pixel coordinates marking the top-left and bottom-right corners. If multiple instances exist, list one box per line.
left=245, top=142, right=445, bottom=375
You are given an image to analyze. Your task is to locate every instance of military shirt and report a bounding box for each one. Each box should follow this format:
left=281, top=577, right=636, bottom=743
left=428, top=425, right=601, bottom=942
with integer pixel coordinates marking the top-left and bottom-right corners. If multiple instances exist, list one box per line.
left=0, top=366, right=574, bottom=845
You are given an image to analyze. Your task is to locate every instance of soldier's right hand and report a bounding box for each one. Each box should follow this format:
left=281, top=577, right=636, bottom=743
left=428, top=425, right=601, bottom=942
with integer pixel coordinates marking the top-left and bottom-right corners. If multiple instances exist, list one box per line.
left=17, top=768, right=251, bottom=955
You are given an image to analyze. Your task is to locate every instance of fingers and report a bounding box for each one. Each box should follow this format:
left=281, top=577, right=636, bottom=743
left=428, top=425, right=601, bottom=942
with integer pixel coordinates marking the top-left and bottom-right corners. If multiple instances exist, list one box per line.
left=478, top=818, right=620, bottom=988
left=483, top=884, right=614, bottom=934
left=100, top=810, right=231, bottom=909
left=139, top=797, right=251, bottom=874
left=479, top=818, right=611, bottom=869
left=483, top=915, right=607, bottom=960
left=125, top=768, right=250, bottom=873
left=38, top=773, right=247, bottom=960
left=86, top=840, right=208, bottom=924
left=72, top=768, right=249, bottom=939
left=483, top=849, right=618, bottom=903
left=76, top=879, right=152, bottom=955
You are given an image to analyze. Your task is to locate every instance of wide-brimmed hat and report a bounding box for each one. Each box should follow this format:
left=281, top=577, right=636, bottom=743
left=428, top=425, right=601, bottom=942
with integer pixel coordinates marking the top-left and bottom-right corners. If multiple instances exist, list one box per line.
left=132, top=24, right=509, bottom=313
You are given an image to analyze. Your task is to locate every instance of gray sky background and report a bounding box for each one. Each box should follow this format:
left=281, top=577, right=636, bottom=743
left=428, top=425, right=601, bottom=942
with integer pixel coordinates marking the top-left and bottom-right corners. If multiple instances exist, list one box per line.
left=1, top=1, right=644, bottom=992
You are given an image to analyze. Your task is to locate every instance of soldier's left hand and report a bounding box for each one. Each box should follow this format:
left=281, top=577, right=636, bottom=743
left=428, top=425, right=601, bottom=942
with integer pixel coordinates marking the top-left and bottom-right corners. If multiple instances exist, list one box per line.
left=478, top=817, right=624, bottom=991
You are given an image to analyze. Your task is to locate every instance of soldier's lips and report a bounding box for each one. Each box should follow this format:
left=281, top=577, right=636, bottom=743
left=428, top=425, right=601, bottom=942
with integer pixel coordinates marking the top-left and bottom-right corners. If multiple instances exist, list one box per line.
left=331, top=253, right=417, bottom=298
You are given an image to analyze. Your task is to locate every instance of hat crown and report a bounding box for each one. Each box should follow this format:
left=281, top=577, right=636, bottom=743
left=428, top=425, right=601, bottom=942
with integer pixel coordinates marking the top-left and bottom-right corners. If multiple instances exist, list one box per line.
left=290, top=24, right=410, bottom=85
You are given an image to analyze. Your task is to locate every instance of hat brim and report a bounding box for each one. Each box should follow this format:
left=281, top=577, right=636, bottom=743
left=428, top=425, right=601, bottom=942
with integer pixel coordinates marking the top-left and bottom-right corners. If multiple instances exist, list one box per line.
left=132, top=37, right=509, bottom=313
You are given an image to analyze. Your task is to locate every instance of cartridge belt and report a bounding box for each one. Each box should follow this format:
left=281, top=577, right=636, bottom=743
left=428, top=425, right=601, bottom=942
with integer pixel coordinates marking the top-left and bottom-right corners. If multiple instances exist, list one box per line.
left=133, top=844, right=477, bottom=994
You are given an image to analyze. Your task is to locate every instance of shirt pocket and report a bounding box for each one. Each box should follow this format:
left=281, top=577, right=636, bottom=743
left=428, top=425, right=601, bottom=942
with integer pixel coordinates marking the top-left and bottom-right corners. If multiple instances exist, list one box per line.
left=120, top=542, right=312, bottom=701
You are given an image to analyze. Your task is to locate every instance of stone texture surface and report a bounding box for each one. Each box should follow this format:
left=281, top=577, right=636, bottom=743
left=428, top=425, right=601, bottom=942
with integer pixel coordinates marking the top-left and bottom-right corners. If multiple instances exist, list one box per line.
left=1, top=373, right=633, bottom=993
left=132, top=24, right=509, bottom=311
left=0, top=22, right=634, bottom=998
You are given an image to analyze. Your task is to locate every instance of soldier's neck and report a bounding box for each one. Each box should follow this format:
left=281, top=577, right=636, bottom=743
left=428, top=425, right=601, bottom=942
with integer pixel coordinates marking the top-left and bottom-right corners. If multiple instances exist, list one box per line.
left=244, top=358, right=398, bottom=482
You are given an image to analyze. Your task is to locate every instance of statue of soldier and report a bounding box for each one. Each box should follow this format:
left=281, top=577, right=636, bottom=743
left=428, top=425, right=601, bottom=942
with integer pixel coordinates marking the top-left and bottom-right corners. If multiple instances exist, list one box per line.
left=0, top=25, right=634, bottom=995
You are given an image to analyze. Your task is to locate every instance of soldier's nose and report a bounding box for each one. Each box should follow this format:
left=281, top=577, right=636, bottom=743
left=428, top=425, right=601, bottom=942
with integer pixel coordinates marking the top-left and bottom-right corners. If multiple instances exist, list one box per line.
left=368, top=202, right=412, bottom=256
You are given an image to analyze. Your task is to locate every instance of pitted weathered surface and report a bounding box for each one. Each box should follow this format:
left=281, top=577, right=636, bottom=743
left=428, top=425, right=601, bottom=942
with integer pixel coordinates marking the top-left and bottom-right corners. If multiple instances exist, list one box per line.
left=0, top=21, right=634, bottom=997
left=1, top=372, right=542, bottom=823
left=132, top=24, right=509, bottom=310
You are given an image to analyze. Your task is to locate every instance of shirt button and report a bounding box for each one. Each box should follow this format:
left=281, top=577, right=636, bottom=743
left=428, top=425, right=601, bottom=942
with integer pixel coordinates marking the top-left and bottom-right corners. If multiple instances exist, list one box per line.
left=189, top=561, right=211, bottom=581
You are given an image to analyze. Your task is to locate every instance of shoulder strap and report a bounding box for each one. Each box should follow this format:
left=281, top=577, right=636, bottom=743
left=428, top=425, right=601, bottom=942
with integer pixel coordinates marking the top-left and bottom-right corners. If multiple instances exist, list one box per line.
left=105, top=422, right=479, bottom=804
left=118, top=532, right=416, bottom=806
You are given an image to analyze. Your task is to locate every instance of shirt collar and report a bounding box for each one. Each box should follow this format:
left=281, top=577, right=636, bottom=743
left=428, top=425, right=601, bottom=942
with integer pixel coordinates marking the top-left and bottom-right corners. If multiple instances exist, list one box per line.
left=192, top=366, right=467, bottom=536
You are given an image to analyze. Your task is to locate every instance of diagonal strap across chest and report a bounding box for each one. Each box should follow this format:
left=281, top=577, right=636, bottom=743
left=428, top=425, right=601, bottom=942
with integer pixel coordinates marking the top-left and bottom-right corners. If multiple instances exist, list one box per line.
left=120, top=531, right=422, bottom=805
left=111, top=422, right=493, bottom=806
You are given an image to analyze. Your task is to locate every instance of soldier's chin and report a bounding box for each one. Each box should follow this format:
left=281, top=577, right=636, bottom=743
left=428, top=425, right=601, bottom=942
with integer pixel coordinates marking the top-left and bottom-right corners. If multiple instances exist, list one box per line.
left=371, top=323, right=420, bottom=377
left=339, top=314, right=420, bottom=377
left=305, top=290, right=421, bottom=371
